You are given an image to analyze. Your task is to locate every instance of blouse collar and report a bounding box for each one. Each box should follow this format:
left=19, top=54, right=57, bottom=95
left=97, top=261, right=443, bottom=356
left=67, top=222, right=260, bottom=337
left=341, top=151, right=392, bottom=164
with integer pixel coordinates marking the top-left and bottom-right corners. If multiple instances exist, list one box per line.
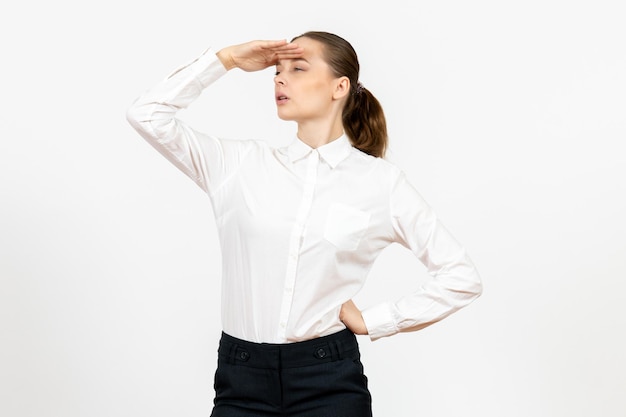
left=287, top=134, right=352, bottom=169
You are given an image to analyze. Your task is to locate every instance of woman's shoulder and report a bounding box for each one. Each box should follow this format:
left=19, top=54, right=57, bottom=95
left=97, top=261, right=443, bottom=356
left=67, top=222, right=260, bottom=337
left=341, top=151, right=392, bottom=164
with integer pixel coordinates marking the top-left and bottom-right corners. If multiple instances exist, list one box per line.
left=349, top=146, right=404, bottom=177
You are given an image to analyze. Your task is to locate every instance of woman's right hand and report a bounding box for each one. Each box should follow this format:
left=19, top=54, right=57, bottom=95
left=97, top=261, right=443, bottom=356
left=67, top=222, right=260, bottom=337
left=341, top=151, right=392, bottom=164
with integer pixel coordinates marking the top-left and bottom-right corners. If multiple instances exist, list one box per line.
left=216, top=40, right=303, bottom=72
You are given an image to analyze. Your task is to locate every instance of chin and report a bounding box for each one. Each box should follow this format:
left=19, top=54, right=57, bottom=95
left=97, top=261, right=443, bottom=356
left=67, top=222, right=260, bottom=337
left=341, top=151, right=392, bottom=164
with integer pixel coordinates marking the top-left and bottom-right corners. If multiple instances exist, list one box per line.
left=276, top=109, right=296, bottom=122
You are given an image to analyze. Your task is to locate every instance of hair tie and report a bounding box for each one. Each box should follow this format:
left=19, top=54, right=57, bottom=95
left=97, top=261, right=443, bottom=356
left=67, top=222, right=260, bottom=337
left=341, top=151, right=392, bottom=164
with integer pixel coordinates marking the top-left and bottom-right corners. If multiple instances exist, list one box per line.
left=354, top=82, right=364, bottom=95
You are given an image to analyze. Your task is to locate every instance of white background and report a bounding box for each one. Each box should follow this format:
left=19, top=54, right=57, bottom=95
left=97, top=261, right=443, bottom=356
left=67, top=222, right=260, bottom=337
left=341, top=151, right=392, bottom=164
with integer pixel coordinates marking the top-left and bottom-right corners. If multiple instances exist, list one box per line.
left=1, top=1, right=625, bottom=416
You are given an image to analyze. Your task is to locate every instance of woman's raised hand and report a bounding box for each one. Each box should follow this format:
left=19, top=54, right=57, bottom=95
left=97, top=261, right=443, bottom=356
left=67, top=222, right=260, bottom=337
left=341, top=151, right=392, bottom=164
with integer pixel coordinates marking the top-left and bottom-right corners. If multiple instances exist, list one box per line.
left=217, top=40, right=303, bottom=72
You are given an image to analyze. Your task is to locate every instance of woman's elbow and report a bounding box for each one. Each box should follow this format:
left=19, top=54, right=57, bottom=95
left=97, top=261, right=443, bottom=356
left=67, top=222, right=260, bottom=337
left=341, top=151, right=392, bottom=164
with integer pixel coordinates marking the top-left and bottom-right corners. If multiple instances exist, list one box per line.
left=125, top=100, right=143, bottom=131
left=468, top=270, right=483, bottom=300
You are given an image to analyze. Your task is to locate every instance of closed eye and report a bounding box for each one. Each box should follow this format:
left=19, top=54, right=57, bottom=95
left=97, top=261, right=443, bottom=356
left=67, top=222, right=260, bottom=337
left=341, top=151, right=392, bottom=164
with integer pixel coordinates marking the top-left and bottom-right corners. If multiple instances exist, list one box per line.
left=275, top=66, right=305, bottom=75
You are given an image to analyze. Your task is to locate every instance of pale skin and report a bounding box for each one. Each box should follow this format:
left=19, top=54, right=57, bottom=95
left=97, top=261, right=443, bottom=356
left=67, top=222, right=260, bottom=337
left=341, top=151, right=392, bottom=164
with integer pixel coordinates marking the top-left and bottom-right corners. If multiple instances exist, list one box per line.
left=216, top=39, right=368, bottom=336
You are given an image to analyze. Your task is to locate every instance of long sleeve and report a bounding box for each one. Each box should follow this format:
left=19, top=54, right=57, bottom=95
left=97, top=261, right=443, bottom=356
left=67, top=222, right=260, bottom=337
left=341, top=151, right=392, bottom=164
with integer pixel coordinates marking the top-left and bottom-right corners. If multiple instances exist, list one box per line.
left=361, top=171, right=483, bottom=341
left=126, top=47, right=254, bottom=194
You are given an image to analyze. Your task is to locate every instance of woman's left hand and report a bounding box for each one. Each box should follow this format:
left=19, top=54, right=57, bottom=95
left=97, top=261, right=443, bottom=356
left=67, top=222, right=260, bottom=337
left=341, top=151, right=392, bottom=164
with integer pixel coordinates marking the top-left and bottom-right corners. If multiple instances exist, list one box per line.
left=340, top=300, right=368, bottom=335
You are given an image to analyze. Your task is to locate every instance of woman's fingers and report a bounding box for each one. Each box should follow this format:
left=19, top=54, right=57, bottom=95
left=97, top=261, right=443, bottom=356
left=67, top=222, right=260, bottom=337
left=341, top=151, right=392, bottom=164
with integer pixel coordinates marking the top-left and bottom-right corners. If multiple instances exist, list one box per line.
left=260, top=39, right=293, bottom=50
left=262, top=41, right=304, bottom=62
left=340, top=300, right=368, bottom=335
left=218, top=39, right=303, bottom=71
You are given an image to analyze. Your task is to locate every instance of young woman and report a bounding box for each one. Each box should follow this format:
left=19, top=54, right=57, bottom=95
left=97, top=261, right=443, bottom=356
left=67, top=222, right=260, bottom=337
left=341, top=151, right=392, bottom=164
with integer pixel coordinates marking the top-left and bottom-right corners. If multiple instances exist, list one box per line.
left=127, top=31, right=482, bottom=417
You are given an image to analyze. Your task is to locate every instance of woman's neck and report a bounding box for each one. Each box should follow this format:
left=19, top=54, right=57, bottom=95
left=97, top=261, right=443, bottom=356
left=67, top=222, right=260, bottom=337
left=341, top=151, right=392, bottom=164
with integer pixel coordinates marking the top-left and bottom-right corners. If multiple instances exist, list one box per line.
left=297, top=118, right=344, bottom=149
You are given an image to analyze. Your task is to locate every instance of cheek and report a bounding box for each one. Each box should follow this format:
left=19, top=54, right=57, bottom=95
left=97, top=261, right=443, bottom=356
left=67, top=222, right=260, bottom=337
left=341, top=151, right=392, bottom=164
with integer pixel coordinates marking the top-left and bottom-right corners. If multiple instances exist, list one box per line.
left=304, top=82, right=333, bottom=104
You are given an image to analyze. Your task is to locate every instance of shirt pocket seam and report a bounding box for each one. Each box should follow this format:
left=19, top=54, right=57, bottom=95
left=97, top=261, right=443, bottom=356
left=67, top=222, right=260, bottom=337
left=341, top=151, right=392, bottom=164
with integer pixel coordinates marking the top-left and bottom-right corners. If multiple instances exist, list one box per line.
left=323, top=203, right=371, bottom=251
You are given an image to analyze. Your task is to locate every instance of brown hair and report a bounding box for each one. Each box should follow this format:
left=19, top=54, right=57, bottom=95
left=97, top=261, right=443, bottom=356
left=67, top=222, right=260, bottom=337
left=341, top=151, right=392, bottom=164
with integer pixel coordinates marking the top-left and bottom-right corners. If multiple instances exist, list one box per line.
left=292, top=31, right=388, bottom=158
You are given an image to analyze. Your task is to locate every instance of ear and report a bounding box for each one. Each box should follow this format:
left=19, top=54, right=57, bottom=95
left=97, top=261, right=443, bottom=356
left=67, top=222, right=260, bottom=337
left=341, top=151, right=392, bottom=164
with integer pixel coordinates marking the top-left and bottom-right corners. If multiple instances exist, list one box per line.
left=332, top=76, right=351, bottom=100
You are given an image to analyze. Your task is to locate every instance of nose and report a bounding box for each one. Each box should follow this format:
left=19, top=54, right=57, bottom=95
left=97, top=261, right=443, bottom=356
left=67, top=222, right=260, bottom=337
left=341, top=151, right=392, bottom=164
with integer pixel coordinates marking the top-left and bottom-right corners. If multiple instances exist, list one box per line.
left=274, top=74, right=285, bottom=86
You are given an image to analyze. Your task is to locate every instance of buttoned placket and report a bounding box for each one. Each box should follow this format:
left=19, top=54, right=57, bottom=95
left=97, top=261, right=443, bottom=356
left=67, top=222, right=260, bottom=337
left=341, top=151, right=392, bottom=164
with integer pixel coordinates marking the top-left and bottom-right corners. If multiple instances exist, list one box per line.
left=277, top=149, right=320, bottom=340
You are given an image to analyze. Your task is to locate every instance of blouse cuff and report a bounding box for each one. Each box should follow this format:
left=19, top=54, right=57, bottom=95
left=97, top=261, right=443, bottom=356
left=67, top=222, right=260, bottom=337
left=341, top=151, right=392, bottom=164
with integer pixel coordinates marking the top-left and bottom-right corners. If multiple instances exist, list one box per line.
left=361, top=303, right=399, bottom=341
left=165, top=47, right=228, bottom=88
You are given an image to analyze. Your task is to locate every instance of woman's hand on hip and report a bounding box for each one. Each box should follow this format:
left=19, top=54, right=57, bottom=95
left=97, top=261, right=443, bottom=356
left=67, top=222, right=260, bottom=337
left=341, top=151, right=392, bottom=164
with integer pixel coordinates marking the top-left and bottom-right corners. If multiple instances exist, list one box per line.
left=217, top=40, right=303, bottom=72
left=340, top=300, right=368, bottom=335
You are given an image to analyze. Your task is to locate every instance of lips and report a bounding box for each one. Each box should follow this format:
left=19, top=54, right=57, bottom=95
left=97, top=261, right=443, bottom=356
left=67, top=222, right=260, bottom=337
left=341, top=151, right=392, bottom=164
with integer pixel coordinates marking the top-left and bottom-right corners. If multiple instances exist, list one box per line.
left=275, top=92, right=289, bottom=104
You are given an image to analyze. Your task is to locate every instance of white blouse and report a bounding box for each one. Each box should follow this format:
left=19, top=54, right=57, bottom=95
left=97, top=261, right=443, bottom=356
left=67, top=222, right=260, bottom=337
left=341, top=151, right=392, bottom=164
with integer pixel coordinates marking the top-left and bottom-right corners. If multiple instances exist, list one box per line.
left=126, top=47, right=482, bottom=343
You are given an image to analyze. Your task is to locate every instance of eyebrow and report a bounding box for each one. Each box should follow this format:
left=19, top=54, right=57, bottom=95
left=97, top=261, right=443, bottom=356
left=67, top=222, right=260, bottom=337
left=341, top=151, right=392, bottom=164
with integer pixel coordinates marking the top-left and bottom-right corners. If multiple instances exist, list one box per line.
left=276, top=57, right=309, bottom=66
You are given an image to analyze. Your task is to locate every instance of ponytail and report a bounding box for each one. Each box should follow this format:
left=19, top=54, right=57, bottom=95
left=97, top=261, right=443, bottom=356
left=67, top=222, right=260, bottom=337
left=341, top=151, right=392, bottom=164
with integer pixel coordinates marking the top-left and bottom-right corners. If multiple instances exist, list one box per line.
left=343, top=84, right=388, bottom=158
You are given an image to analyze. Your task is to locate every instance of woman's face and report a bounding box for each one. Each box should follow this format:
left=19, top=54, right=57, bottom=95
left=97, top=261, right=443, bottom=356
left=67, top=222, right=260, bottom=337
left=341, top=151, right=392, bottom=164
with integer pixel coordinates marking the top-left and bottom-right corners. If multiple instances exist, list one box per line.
left=274, top=37, right=343, bottom=123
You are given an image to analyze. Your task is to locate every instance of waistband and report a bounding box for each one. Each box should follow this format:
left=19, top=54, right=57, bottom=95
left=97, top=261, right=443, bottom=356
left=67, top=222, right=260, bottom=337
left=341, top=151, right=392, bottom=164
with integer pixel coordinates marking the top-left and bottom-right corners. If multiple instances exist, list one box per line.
left=217, top=329, right=359, bottom=369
